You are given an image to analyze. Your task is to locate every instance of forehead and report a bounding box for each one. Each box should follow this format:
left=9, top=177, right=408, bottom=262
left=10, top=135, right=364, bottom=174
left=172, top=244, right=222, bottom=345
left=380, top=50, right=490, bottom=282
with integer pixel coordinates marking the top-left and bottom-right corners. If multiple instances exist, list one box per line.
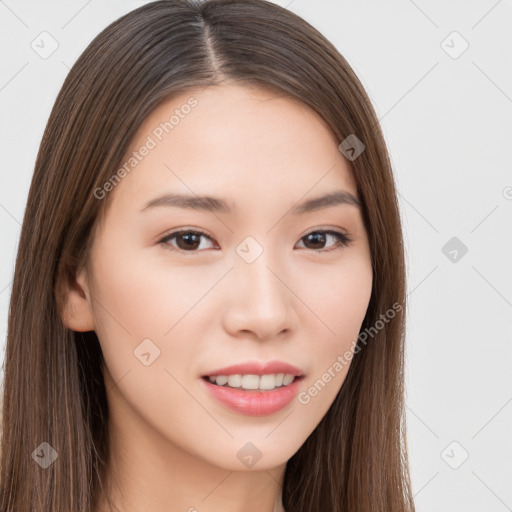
left=108, top=84, right=357, bottom=214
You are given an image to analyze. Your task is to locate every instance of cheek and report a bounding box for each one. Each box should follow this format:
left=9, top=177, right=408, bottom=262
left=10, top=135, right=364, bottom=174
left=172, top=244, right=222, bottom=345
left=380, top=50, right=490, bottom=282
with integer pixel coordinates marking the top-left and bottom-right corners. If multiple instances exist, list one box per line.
left=88, top=247, right=206, bottom=428
left=328, top=272, right=372, bottom=343
left=88, top=244, right=225, bottom=383
left=90, top=244, right=214, bottom=337
left=292, top=254, right=372, bottom=398
left=296, top=253, right=373, bottom=340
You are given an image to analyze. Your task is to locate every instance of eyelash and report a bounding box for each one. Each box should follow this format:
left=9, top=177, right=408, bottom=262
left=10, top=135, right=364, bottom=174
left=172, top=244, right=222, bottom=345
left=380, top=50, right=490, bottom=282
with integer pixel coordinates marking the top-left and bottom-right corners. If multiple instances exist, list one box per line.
left=157, top=227, right=353, bottom=254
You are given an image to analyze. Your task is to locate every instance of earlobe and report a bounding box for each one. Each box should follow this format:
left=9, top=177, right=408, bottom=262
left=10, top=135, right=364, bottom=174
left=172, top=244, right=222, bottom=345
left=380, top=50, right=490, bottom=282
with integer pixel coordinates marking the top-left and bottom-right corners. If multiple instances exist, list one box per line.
left=59, top=265, right=96, bottom=332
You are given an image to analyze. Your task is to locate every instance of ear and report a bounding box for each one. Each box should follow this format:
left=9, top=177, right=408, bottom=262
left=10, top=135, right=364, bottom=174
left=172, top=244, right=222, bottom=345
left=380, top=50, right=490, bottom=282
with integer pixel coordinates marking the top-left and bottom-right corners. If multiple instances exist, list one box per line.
left=59, top=263, right=96, bottom=332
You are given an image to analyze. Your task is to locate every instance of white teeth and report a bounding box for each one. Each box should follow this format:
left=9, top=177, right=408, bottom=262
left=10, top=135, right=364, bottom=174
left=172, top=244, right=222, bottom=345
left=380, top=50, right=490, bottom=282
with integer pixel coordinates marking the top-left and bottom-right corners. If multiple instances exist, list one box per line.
left=228, top=374, right=242, bottom=388
left=207, top=373, right=297, bottom=390
left=215, top=375, right=228, bottom=386
left=282, top=374, right=295, bottom=386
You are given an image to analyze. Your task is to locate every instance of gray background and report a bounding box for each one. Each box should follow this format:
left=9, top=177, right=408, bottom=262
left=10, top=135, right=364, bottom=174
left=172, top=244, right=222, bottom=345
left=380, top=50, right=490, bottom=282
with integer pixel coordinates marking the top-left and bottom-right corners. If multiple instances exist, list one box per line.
left=1, top=0, right=511, bottom=510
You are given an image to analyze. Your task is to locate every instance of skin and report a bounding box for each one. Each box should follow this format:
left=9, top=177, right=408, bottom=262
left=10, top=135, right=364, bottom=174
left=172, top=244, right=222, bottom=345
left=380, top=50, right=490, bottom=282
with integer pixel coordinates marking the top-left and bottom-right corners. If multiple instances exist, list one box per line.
left=61, top=83, right=373, bottom=512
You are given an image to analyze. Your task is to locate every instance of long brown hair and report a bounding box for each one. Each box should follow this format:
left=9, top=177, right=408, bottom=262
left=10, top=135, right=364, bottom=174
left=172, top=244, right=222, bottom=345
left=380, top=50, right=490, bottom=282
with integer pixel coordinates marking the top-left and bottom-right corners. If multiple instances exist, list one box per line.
left=0, top=1, right=415, bottom=510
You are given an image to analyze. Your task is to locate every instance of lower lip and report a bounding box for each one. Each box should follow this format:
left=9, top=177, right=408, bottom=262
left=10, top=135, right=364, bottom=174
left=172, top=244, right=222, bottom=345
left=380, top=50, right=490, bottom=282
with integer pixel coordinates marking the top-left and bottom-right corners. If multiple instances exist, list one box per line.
left=200, top=376, right=304, bottom=416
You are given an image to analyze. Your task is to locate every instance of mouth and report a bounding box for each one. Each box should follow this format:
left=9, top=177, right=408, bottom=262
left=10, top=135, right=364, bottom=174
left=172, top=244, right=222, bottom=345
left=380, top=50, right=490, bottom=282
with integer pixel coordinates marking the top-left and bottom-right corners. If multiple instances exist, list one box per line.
left=201, top=374, right=305, bottom=392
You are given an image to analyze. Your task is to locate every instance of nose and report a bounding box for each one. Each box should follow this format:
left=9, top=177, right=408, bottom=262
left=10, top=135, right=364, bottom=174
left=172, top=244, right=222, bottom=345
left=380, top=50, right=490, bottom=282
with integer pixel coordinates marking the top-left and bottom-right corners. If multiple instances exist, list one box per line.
left=221, top=252, right=297, bottom=341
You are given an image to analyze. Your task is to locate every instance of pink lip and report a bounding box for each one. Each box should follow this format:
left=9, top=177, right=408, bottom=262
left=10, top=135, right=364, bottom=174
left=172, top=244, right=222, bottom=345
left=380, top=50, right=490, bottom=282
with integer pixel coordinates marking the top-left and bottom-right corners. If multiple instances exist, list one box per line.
left=200, top=376, right=304, bottom=416
left=202, top=360, right=304, bottom=377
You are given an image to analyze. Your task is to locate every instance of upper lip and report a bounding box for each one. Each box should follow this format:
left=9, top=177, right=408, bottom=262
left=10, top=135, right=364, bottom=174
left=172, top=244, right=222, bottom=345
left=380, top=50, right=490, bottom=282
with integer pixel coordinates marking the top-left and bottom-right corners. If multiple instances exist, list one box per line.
left=202, top=360, right=304, bottom=378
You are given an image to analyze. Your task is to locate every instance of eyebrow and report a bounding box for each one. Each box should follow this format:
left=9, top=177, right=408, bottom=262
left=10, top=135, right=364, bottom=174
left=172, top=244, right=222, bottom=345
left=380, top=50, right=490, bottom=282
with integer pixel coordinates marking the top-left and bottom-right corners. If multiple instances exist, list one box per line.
left=139, top=189, right=362, bottom=214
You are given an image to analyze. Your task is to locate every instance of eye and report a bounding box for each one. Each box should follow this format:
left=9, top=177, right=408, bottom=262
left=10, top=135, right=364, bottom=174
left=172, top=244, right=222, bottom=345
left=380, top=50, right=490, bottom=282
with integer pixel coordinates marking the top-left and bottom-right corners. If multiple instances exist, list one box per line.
left=158, top=229, right=217, bottom=253
left=295, top=229, right=353, bottom=252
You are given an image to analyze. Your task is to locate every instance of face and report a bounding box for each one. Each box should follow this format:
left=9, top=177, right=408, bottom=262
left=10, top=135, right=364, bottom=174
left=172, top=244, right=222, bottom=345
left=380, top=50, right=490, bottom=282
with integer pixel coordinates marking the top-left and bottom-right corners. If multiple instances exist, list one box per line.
left=76, top=83, right=372, bottom=472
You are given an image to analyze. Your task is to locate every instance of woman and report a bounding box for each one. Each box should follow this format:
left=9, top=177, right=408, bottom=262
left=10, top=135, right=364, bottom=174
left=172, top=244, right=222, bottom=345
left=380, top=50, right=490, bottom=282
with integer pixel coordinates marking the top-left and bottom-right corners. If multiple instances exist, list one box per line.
left=0, top=1, right=415, bottom=510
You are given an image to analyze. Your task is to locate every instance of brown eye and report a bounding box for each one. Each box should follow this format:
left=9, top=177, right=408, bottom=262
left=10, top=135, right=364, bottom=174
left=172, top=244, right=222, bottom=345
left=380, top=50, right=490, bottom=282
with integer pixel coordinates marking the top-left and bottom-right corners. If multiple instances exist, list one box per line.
left=159, top=230, right=216, bottom=252
left=296, top=230, right=352, bottom=252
